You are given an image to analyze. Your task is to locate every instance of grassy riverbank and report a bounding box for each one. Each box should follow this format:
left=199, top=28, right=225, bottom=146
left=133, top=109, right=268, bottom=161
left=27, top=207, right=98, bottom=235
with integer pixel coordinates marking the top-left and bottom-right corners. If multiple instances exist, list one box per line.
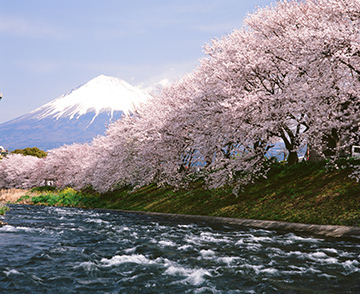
left=10, top=160, right=360, bottom=226
left=0, top=205, right=10, bottom=216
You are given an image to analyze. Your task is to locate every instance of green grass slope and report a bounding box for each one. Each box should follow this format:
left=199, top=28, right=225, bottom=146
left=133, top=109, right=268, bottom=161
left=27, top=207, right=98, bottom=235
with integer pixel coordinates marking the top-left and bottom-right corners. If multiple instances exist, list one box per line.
left=27, top=160, right=360, bottom=227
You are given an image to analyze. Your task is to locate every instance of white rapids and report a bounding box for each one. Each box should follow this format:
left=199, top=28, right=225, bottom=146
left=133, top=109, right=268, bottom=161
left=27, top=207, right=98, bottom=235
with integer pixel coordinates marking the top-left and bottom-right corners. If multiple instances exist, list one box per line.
left=1, top=205, right=359, bottom=293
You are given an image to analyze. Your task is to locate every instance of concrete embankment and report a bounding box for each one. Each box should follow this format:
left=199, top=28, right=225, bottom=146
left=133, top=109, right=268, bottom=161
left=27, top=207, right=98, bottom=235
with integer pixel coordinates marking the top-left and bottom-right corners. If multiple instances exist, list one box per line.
left=102, top=209, right=360, bottom=240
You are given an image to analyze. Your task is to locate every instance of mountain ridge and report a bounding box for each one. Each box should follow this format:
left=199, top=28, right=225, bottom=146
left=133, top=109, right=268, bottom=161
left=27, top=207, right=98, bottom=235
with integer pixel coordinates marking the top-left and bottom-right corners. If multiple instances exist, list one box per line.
left=0, top=75, right=150, bottom=151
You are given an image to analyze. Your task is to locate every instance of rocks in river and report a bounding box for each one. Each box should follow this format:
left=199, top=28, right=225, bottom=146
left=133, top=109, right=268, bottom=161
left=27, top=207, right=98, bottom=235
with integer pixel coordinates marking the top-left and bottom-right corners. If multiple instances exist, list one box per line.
left=0, top=221, right=8, bottom=226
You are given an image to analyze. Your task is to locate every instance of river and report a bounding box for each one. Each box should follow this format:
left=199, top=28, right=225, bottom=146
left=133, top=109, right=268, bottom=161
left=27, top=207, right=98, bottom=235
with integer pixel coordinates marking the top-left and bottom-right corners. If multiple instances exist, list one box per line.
left=0, top=205, right=359, bottom=293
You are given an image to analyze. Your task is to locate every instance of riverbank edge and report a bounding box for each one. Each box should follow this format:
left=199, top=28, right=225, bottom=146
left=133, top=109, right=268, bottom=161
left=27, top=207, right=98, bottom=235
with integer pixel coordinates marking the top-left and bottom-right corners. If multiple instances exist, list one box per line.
left=2, top=197, right=360, bottom=239
left=95, top=208, right=360, bottom=240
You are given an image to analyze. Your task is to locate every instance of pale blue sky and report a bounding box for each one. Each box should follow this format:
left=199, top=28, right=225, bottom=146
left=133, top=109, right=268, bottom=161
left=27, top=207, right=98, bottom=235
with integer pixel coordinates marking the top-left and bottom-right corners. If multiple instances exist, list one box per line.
left=0, top=0, right=274, bottom=123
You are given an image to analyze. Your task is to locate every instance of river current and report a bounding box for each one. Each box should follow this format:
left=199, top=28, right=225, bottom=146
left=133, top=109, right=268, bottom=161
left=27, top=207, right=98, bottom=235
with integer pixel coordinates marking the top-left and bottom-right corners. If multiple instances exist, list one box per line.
left=0, top=205, right=359, bottom=293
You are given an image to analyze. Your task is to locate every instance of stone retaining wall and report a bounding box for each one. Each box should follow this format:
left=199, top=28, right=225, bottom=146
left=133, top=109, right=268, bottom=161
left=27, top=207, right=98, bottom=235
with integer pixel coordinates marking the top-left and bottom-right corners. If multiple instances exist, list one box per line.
left=102, top=209, right=360, bottom=240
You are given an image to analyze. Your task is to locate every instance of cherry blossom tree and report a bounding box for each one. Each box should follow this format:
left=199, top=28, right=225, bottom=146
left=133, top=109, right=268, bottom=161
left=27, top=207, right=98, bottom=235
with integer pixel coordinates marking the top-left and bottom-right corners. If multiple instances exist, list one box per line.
left=0, top=154, right=44, bottom=189
left=147, top=0, right=360, bottom=191
left=88, top=118, right=144, bottom=193
left=88, top=75, right=200, bottom=192
left=40, top=143, right=93, bottom=190
left=2, top=0, right=360, bottom=192
left=89, top=0, right=360, bottom=193
left=243, top=0, right=360, bottom=162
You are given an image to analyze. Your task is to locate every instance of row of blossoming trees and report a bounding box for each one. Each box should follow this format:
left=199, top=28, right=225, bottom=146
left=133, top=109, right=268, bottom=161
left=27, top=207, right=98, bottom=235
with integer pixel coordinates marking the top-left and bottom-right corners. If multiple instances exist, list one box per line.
left=1, top=0, right=360, bottom=193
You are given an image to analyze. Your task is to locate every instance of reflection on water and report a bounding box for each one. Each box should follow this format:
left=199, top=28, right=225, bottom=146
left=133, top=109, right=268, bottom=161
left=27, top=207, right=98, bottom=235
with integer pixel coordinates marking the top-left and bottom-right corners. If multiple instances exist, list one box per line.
left=0, top=205, right=359, bottom=293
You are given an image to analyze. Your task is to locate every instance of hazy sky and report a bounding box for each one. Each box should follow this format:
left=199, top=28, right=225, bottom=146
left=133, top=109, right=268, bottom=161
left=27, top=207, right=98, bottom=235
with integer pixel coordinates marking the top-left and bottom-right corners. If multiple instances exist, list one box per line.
left=0, top=0, right=275, bottom=124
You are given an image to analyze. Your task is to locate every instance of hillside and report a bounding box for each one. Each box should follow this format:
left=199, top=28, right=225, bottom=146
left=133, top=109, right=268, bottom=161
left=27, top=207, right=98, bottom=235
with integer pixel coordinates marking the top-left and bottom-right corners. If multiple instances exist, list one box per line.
left=15, top=160, right=360, bottom=227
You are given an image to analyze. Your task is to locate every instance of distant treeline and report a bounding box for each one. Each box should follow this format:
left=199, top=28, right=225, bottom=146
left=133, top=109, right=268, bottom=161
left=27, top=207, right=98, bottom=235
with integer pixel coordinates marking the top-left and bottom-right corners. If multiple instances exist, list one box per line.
left=11, top=147, right=47, bottom=158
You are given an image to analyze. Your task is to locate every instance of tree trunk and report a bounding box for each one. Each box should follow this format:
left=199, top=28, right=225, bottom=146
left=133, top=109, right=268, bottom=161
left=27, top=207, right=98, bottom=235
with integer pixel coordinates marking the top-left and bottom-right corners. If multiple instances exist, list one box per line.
left=308, top=148, right=322, bottom=162
left=323, top=128, right=340, bottom=158
left=287, top=151, right=299, bottom=166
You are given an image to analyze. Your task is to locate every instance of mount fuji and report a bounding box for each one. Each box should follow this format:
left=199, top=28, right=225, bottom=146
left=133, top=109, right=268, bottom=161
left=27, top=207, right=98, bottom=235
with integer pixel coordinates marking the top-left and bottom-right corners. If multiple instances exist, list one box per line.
left=0, top=75, right=150, bottom=151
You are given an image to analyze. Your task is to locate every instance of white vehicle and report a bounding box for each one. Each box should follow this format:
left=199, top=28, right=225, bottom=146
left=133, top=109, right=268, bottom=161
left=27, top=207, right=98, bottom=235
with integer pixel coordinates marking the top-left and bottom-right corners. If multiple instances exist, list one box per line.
left=351, top=146, right=360, bottom=158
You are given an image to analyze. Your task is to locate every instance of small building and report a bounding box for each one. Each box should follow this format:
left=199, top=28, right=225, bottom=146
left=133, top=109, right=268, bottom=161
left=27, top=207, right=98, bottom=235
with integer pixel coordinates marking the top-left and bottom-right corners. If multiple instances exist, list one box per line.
left=0, top=146, right=9, bottom=157
left=351, top=146, right=360, bottom=159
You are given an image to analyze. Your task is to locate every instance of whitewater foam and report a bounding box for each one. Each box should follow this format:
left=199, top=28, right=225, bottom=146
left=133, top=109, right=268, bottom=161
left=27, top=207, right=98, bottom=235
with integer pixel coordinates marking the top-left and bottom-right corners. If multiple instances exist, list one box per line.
left=4, top=269, right=21, bottom=276
left=179, top=269, right=212, bottom=286
left=2, top=205, right=360, bottom=293
left=101, top=254, right=154, bottom=266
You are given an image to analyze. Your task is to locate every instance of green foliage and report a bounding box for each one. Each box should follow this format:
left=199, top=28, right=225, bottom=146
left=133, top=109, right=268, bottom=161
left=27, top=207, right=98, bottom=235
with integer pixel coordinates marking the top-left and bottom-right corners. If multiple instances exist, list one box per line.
left=31, top=186, right=57, bottom=193
left=28, top=159, right=360, bottom=227
left=0, top=205, right=10, bottom=215
left=11, top=147, right=47, bottom=158
left=97, top=159, right=360, bottom=227
left=31, top=187, right=104, bottom=208
left=15, top=195, right=30, bottom=203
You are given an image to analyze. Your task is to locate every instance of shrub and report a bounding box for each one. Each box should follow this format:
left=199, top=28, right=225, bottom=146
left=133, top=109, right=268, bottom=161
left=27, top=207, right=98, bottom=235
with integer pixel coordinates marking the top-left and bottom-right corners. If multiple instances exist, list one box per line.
left=31, top=187, right=104, bottom=208
left=31, top=186, right=57, bottom=193
left=0, top=205, right=10, bottom=215
left=11, top=147, right=47, bottom=158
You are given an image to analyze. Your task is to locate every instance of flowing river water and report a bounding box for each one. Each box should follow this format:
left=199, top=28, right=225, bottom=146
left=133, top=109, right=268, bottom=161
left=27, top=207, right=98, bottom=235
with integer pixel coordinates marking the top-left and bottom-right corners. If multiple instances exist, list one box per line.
left=0, top=205, right=359, bottom=293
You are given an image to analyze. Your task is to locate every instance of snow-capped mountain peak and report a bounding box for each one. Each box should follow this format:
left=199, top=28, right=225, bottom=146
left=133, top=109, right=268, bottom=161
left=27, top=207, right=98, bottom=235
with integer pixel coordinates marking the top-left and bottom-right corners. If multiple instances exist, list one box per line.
left=32, top=75, right=149, bottom=120
left=0, top=75, right=151, bottom=150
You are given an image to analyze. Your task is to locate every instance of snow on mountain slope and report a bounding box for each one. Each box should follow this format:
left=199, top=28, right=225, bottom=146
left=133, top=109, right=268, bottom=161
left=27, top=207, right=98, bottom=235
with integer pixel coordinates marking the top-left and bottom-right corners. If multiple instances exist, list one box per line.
left=0, top=75, right=150, bottom=150
left=32, top=74, right=149, bottom=121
